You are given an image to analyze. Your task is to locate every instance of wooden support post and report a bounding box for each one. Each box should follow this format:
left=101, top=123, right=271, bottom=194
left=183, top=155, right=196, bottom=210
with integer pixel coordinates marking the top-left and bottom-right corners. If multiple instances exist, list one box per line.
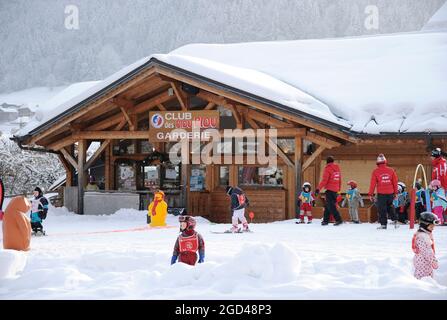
left=204, top=102, right=216, bottom=110
left=293, top=136, right=303, bottom=219
left=105, top=144, right=111, bottom=190
left=77, top=140, right=87, bottom=215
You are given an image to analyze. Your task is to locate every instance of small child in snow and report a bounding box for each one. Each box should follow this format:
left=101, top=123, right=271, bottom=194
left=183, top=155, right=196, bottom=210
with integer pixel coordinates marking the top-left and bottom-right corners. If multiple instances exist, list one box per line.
left=412, top=212, right=439, bottom=280
left=414, top=180, right=426, bottom=222
left=393, top=182, right=409, bottom=224
left=30, top=187, right=49, bottom=235
left=171, top=215, right=205, bottom=266
left=341, top=180, right=364, bottom=224
left=226, top=186, right=250, bottom=232
left=430, top=179, right=447, bottom=225
left=296, top=182, right=315, bottom=224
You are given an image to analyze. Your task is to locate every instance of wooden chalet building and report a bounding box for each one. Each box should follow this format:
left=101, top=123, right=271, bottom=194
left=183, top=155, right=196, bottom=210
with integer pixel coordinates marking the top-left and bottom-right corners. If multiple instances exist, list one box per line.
left=13, top=33, right=447, bottom=223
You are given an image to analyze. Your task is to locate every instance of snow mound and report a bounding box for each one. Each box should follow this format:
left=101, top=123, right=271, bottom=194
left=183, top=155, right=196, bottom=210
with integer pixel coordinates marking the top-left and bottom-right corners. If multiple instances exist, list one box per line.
left=0, top=250, right=27, bottom=279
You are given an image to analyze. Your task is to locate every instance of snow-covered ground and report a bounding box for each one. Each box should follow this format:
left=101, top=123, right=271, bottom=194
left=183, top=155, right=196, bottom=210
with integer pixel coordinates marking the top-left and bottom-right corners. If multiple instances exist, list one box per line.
left=0, top=197, right=446, bottom=300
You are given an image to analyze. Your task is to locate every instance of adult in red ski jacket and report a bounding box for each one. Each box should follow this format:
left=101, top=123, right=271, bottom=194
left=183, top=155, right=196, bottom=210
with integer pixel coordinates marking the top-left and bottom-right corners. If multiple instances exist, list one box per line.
left=316, top=156, right=343, bottom=226
left=431, top=148, right=447, bottom=190
left=368, top=154, right=398, bottom=229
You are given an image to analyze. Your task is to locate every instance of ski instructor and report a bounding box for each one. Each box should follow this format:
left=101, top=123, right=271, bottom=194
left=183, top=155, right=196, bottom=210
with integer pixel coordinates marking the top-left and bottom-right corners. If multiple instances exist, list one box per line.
left=368, top=154, right=398, bottom=229
left=315, top=156, right=343, bottom=226
left=431, top=148, right=447, bottom=190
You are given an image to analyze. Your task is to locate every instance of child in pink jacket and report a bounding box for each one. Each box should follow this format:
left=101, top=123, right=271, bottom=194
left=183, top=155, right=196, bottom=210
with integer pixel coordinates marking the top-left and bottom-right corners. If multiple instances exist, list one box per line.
left=412, top=212, right=440, bottom=280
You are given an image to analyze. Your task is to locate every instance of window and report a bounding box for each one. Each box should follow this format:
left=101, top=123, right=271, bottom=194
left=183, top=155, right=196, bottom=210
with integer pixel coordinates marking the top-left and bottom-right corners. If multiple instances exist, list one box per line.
left=117, top=162, right=137, bottom=191
left=163, top=164, right=181, bottom=189
left=190, top=164, right=206, bottom=191
left=219, top=166, right=230, bottom=186
left=238, top=166, right=283, bottom=187
left=143, top=165, right=160, bottom=190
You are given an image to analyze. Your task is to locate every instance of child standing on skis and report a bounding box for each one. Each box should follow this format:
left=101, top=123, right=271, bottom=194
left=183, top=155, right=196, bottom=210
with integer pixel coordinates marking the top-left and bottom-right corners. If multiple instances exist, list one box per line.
left=296, top=182, right=315, bottom=224
left=341, top=180, right=364, bottom=224
left=430, top=179, right=447, bottom=225
left=414, top=180, right=426, bottom=222
left=393, top=182, right=409, bottom=224
left=171, top=215, right=205, bottom=266
left=226, top=186, right=250, bottom=233
left=412, top=212, right=439, bottom=280
left=30, top=187, right=49, bottom=235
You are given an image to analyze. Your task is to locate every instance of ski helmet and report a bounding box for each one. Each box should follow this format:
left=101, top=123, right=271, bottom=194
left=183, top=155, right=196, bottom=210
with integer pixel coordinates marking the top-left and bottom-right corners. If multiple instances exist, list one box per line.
left=430, top=179, right=441, bottom=189
left=376, top=153, right=387, bottom=165
left=179, top=215, right=196, bottom=231
left=347, top=180, right=357, bottom=188
left=419, top=212, right=440, bottom=231
left=302, top=182, right=311, bottom=191
left=431, top=148, right=442, bottom=158
left=397, top=182, right=406, bottom=192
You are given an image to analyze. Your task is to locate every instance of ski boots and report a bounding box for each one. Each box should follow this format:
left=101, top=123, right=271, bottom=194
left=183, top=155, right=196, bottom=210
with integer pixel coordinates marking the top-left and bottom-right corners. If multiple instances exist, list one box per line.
left=307, top=220, right=312, bottom=224
left=296, top=220, right=306, bottom=224
left=321, top=221, right=329, bottom=226
left=377, top=225, right=387, bottom=230
left=333, top=220, right=343, bottom=226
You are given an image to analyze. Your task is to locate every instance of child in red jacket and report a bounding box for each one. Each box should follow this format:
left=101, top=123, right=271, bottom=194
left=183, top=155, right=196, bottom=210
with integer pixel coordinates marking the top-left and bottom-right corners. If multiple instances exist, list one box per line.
left=171, top=215, right=205, bottom=266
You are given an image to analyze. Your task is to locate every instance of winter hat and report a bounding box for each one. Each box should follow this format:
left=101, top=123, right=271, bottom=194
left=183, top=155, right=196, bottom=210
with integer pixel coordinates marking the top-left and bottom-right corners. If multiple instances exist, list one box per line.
left=430, top=179, right=441, bottom=189
left=326, top=156, right=334, bottom=164
left=419, top=212, right=440, bottom=232
left=226, top=186, right=233, bottom=195
left=376, top=154, right=387, bottom=165
left=347, top=180, right=357, bottom=188
left=34, top=187, right=43, bottom=196
left=431, top=148, right=442, bottom=158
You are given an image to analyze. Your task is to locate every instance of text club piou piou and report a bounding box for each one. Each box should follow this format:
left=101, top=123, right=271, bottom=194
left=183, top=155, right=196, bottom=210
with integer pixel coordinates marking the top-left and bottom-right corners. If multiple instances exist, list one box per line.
left=165, top=113, right=217, bottom=129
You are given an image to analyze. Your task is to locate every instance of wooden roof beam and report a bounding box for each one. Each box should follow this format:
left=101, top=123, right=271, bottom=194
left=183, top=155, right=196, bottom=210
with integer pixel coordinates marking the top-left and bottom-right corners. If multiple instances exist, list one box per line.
left=170, top=82, right=188, bottom=110
left=60, top=147, right=78, bottom=171
left=302, top=145, right=326, bottom=171
left=246, top=108, right=294, bottom=128
left=305, top=131, right=341, bottom=149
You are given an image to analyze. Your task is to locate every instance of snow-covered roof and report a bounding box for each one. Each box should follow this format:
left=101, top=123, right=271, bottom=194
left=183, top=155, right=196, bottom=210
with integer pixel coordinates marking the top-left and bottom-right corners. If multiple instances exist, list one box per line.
left=423, top=2, right=447, bottom=31
left=16, top=29, right=447, bottom=138
left=18, top=81, right=102, bottom=136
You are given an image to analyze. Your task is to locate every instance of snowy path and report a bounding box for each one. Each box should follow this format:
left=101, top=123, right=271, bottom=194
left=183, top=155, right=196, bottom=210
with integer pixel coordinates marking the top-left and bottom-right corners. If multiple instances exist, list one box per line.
left=0, top=204, right=446, bottom=300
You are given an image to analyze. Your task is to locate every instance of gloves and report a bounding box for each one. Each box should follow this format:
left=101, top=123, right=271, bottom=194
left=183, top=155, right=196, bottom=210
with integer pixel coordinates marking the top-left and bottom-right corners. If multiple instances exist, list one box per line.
left=171, top=255, right=178, bottom=265
left=369, top=194, right=375, bottom=203
left=433, top=259, right=439, bottom=270
left=198, top=253, right=205, bottom=263
left=314, top=189, right=320, bottom=197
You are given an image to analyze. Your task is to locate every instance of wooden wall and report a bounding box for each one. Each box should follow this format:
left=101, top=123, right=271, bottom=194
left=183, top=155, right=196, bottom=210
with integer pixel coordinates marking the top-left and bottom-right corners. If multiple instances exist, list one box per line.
left=206, top=189, right=286, bottom=223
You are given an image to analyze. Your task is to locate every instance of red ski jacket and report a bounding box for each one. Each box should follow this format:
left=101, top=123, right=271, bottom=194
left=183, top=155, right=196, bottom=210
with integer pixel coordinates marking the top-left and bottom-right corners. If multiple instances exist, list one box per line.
left=368, top=164, right=398, bottom=196
left=318, top=163, right=341, bottom=192
left=432, top=157, right=447, bottom=190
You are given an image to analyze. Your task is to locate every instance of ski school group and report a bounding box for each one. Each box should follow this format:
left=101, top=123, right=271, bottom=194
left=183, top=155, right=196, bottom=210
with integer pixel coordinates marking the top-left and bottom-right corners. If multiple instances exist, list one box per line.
left=0, top=148, right=446, bottom=280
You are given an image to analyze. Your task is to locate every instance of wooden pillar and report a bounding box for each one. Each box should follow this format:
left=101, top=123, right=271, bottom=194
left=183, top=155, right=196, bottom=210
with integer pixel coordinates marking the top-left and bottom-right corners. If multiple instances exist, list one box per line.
left=77, top=139, right=87, bottom=215
left=105, top=144, right=111, bottom=190
left=294, top=136, right=303, bottom=219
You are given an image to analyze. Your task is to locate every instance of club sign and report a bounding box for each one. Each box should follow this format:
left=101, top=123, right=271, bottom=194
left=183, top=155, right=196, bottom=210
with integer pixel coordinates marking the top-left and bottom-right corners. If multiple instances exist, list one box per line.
left=149, top=111, right=220, bottom=141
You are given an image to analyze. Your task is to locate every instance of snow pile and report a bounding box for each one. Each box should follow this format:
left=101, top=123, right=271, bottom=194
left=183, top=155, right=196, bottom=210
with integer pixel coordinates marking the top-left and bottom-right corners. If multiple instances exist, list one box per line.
left=0, top=250, right=28, bottom=279
left=0, top=201, right=446, bottom=299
